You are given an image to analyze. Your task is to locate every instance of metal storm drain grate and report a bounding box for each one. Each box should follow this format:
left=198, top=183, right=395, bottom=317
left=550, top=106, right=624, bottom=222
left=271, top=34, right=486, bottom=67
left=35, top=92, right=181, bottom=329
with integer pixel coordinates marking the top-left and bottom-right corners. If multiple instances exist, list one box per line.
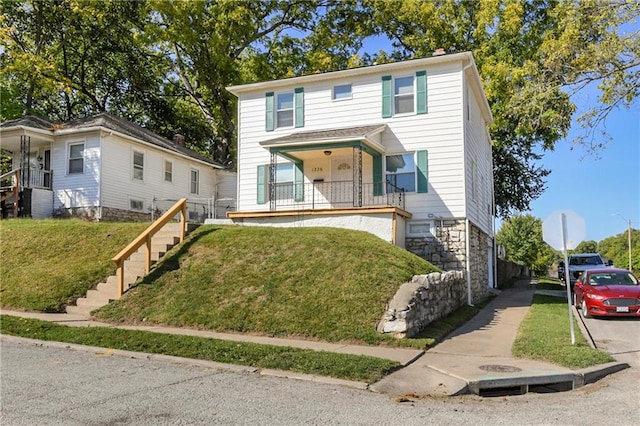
left=479, top=364, right=523, bottom=373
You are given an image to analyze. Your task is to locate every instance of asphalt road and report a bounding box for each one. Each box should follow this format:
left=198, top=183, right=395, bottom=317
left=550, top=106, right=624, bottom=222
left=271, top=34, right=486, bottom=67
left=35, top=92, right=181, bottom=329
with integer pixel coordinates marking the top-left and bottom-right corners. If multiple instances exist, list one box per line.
left=1, top=337, right=639, bottom=426
left=578, top=311, right=640, bottom=368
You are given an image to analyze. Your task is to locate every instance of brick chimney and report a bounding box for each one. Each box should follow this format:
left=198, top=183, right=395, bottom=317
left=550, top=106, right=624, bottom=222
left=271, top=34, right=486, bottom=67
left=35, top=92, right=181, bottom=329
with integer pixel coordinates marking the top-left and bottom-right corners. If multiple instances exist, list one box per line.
left=173, top=134, right=185, bottom=147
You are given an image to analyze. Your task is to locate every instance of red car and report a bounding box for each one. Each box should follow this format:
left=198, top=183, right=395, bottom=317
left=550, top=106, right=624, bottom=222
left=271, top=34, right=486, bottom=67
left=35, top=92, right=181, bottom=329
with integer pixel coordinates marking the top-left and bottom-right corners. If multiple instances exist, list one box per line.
left=574, top=268, right=640, bottom=318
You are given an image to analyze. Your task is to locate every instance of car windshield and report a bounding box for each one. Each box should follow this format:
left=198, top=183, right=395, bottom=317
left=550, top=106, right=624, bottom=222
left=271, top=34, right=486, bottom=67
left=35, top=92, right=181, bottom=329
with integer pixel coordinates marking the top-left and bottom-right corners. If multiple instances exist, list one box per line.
left=587, top=273, right=639, bottom=286
left=570, top=256, right=602, bottom=266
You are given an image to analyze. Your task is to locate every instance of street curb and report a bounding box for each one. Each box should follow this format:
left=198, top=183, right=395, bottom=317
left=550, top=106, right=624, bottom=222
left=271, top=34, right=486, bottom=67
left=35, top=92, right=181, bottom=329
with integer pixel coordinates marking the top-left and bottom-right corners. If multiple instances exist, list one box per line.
left=0, top=334, right=370, bottom=391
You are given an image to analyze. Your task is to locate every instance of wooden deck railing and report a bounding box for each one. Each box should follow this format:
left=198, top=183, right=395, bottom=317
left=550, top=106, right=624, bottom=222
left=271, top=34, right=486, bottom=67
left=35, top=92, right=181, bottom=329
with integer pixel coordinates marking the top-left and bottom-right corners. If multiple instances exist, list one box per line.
left=112, top=198, right=187, bottom=297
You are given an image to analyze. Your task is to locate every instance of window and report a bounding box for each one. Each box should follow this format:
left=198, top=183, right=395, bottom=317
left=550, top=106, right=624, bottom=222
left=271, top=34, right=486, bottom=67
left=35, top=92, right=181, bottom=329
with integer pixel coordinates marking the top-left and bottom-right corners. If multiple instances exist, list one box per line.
left=133, top=150, right=144, bottom=181
left=265, top=88, right=304, bottom=131
left=385, top=153, right=416, bottom=193
left=130, top=199, right=144, bottom=211
left=384, top=151, right=428, bottom=194
left=333, top=84, right=352, bottom=100
left=190, top=169, right=199, bottom=194
left=277, top=93, right=294, bottom=128
left=407, top=221, right=434, bottom=237
left=164, top=160, right=173, bottom=182
left=394, top=76, right=414, bottom=114
left=256, top=163, right=303, bottom=204
left=382, top=71, right=427, bottom=117
left=68, top=143, right=84, bottom=174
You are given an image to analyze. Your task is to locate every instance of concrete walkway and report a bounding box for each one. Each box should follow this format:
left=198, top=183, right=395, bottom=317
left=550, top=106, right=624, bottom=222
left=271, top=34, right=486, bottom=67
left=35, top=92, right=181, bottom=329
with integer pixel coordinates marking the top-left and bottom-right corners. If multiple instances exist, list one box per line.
left=0, top=279, right=628, bottom=397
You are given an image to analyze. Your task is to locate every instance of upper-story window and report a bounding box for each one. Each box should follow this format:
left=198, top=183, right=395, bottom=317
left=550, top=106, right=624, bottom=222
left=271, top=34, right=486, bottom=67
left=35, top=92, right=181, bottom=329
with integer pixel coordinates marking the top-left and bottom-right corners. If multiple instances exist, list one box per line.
left=266, top=88, right=304, bottom=131
left=133, top=150, right=144, bottom=181
left=277, top=93, right=294, bottom=127
left=333, top=84, right=352, bottom=101
left=382, top=71, right=427, bottom=117
left=394, top=76, right=414, bottom=114
left=68, top=142, right=84, bottom=174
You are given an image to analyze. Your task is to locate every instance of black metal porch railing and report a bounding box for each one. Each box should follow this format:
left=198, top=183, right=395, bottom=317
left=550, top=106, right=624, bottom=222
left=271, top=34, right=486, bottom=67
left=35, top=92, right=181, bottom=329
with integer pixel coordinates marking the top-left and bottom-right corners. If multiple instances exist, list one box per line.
left=269, top=180, right=405, bottom=211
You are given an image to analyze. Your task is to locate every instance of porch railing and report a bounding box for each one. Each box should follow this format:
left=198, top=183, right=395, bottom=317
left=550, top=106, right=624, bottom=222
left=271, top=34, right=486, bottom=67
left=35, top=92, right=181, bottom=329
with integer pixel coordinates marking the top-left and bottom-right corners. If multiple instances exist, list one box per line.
left=25, top=167, right=53, bottom=190
left=268, top=180, right=405, bottom=211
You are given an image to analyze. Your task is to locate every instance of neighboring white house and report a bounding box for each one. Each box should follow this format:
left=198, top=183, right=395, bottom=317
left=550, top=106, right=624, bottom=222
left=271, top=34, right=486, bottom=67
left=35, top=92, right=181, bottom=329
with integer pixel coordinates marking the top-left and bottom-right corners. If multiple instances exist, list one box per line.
left=0, top=113, right=236, bottom=222
left=226, top=51, right=495, bottom=302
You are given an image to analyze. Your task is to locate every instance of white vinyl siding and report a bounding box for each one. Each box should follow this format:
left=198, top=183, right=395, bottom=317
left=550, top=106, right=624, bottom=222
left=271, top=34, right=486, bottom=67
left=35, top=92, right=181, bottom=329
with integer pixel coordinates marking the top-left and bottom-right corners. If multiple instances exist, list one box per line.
left=53, top=136, right=99, bottom=210
left=99, top=135, right=217, bottom=213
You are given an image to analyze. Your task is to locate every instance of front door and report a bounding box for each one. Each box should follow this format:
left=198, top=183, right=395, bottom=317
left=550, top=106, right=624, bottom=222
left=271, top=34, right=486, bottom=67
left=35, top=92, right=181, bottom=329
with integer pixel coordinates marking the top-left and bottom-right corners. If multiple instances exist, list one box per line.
left=43, top=150, right=51, bottom=188
left=331, top=157, right=353, bottom=206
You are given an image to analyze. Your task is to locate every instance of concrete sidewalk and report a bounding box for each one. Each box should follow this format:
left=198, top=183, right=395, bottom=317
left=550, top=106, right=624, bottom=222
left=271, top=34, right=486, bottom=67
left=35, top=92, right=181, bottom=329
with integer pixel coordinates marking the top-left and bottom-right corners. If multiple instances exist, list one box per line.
left=0, top=279, right=629, bottom=397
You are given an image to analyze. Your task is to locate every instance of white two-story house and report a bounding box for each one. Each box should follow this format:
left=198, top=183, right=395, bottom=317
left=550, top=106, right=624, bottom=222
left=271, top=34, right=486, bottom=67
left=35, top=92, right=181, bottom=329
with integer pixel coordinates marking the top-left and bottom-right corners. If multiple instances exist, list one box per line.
left=226, top=51, right=495, bottom=302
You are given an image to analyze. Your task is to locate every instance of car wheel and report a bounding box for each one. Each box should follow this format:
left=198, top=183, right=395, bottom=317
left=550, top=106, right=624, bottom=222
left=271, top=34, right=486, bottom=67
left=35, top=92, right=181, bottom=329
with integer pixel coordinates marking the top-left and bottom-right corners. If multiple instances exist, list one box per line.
left=581, top=300, right=590, bottom=318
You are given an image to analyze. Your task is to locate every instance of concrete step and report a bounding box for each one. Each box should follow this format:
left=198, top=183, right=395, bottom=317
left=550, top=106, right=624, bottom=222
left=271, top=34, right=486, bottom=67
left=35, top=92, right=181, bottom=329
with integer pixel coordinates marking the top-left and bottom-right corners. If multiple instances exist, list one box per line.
left=76, top=295, right=110, bottom=308
left=66, top=301, right=106, bottom=316
left=95, top=282, right=120, bottom=299
left=129, top=251, right=161, bottom=263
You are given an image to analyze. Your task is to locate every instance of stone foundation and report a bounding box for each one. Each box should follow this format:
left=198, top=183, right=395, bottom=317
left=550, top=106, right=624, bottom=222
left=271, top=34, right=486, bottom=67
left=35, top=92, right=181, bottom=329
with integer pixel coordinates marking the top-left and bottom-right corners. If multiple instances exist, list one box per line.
left=53, top=206, right=151, bottom=222
left=377, top=270, right=467, bottom=338
left=406, top=219, right=490, bottom=303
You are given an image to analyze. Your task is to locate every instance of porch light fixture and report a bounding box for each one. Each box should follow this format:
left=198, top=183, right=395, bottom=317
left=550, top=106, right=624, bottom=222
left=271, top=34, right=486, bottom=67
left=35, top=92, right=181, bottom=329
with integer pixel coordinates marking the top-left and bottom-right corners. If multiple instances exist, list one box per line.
left=324, top=150, right=332, bottom=156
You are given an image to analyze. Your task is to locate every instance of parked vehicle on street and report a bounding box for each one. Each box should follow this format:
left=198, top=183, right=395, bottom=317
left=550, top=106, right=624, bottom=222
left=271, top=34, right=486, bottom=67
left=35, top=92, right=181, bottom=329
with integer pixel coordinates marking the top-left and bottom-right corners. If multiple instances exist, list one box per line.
left=574, top=268, right=640, bottom=318
left=567, top=253, right=612, bottom=291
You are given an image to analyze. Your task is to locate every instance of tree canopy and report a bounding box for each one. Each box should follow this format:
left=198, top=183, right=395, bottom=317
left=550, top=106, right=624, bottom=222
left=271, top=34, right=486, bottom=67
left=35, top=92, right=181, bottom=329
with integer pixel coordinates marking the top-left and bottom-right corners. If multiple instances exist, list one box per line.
left=1, top=0, right=638, bottom=215
left=496, top=213, right=555, bottom=276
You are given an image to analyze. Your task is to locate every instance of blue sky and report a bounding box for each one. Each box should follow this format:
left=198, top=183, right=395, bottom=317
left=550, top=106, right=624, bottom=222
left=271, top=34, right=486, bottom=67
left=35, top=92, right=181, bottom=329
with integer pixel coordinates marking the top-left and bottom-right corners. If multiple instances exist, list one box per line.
left=527, top=101, right=639, bottom=243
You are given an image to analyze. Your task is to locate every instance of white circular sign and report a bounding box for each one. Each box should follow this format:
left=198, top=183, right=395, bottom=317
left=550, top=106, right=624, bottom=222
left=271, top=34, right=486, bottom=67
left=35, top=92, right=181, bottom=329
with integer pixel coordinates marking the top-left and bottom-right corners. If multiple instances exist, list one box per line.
left=542, top=210, right=585, bottom=251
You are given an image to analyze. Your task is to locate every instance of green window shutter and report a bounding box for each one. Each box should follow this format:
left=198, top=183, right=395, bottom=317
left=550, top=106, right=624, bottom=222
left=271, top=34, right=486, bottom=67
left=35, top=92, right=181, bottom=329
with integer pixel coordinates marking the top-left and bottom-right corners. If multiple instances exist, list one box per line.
left=265, top=92, right=275, bottom=132
left=417, top=150, right=428, bottom=193
left=294, top=87, right=304, bottom=128
left=294, top=161, right=304, bottom=201
left=373, top=154, right=383, bottom=196
left=257, top=165, right=268, bottom=204
left=416, top=71, right=427, bottom=114
left=381, top=75, right=392, bottom=118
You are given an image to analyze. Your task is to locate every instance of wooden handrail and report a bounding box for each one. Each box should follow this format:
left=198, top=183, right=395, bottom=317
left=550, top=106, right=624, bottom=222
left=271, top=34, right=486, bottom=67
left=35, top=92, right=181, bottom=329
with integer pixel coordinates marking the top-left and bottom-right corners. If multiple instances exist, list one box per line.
left=112, top=198, right=187, bottom=297
left=0, top=169, right=20, bottom=217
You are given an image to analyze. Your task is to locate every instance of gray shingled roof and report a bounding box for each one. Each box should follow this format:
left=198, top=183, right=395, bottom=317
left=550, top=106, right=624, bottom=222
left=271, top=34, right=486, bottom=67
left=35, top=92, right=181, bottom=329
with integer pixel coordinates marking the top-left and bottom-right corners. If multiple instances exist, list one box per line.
left=260, top=124, right=387, bottom=147
left=2, top=113, right=221, bottom=167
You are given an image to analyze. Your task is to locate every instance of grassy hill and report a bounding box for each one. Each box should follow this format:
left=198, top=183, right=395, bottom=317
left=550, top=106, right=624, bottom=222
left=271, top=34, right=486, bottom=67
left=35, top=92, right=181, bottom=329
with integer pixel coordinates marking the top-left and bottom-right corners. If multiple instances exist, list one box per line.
left=1, top=219, right=148, bottom=311
left=1, top=220, right=439, bottom=344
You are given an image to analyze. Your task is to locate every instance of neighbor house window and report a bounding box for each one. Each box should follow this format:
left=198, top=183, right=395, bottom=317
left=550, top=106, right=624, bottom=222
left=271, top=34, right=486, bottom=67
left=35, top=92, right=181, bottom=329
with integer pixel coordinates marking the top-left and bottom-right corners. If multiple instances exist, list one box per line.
left=130, top=199, right=144, bottom=211
left=68, top=143, right=84, bottom=174
left=382, top=71, right=427, bottom=117
left=385, top=151, right=429, bottom=194
left=190, top=169, right=199, bottom=194
left=333, top=84, right=352, bottom=100
left=133, top=150, right=144, bottom=181
left=265, top=88, right=304, bottom=131
left=164, top=160, right=173, bottom=182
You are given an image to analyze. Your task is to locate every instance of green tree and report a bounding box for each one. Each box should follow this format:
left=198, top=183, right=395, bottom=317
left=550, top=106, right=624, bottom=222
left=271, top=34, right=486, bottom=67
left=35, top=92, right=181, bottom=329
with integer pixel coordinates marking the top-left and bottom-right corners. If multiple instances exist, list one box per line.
left=572, top=240, right=598, bottom=254
left=497, top=214, right=554, bottom=276
left=598, top=229, right=640, bottom=272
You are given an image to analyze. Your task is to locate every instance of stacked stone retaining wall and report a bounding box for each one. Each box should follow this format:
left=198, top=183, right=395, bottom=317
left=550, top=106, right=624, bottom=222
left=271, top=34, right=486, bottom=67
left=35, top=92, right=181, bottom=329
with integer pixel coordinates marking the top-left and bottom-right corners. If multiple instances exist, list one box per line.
left=377, top=270, right=467, bottom=338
